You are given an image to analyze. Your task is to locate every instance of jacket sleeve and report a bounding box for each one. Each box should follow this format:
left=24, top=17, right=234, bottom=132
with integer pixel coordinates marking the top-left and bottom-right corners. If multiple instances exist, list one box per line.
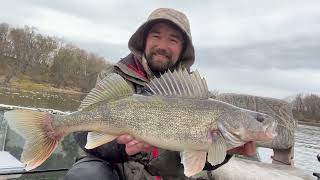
left=73, top=132, right=129, bottom=163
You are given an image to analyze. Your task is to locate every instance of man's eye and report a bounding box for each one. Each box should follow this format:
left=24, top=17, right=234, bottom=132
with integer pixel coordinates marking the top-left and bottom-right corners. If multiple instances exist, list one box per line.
left=170, top=39, right=179, bottom=44
left=152, top=34, right=160, bottom=38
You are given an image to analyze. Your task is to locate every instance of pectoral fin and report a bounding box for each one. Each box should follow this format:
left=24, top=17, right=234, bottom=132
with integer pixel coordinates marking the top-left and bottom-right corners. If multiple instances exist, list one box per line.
left=207, top=137, right=227, bottom=166
left=180, top=150, right=207, bottom=177
left=85, top=132, right=117, bottom=149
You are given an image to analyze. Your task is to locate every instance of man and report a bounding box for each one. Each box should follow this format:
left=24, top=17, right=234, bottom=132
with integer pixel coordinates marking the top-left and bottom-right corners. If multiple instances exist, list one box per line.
left=64, top=8, right=256, bottom=180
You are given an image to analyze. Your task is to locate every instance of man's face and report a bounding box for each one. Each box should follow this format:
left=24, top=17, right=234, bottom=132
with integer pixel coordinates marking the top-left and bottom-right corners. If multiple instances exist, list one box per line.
left=144, top=22, right=184, bottom=73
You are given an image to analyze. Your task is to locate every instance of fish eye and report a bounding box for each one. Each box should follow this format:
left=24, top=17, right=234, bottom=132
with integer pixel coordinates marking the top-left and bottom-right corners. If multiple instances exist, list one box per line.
left=256, top=114, right=265, bottom=123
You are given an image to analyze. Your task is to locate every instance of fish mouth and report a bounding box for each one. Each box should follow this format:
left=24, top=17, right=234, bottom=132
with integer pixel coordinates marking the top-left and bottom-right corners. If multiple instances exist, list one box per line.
left=240, top=121, right=278, bottom=141
left=218, top=120, right=278, bottom=145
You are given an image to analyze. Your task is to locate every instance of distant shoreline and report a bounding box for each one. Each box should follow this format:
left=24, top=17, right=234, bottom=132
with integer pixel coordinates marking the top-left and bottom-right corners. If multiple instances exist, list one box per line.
left=0, top=79, right=86, bottom=95
left=4, top=85, right=85, bottom=95
left=298, top=120, right=320, bottom=127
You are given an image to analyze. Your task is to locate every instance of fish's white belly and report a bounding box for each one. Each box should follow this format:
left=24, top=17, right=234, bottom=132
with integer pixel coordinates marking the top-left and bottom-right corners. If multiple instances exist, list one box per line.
left=136, top=134, right=210, bottom=152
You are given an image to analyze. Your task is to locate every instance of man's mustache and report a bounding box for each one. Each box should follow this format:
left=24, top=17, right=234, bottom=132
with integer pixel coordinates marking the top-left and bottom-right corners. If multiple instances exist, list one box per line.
left=151, top=48, right=171, bottom=58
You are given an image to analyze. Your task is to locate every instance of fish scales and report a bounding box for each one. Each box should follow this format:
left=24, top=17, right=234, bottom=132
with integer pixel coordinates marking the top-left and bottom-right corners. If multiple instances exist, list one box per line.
left=108, top=96, right=221, bottom=147
left=53, top=95, right=222, bottom=150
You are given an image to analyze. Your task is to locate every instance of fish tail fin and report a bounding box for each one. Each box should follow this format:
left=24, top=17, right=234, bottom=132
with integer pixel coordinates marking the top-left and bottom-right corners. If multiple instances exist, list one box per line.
left=4, top=109, right=62, bottom=170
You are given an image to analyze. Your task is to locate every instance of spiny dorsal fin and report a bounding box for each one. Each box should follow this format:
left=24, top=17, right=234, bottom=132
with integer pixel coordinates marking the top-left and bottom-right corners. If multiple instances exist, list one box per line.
left=145, top=69, right=209, bottom=99
left=78, top=73, right=134, bottom=110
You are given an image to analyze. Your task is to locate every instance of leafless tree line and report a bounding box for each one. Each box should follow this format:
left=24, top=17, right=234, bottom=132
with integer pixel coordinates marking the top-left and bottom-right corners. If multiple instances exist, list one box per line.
left=0, top=23, right=111, bottom=92
left=292, top=93, right=320, bottom=122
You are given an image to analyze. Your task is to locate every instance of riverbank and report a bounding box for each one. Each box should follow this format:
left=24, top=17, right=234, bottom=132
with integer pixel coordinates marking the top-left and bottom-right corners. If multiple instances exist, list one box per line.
left=0, top=85, right=86, bottom=112
left=0, top=76, right=85, bottom=95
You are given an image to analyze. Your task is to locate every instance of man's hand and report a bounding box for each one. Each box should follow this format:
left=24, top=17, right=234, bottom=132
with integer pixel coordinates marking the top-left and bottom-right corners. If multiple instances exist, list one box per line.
left=117, top=134, right=155, bottom=155
left=227, top=141, right=256, bottom=156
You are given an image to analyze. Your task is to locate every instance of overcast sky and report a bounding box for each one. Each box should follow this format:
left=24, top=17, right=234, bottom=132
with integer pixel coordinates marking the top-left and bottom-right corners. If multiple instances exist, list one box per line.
left=1, top=0, right=320, bottom=99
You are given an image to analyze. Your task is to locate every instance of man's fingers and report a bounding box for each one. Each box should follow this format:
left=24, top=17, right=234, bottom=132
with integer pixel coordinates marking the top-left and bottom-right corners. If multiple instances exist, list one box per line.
left=227, top=146, right=244, bottom=155
left=244, top=141, right=256, bottom=156
left=126, top=142, right=145, bottom=155
left=116, top=134, right=155, bottom=155
left=227, top=141, right=256, bottom=156
left=117, top=134, right=134, bottom=144
left=126, top=142, right=155, bottom=155
left=127, top=140, right=140, bottom=147
left=144, top=146, right=155, bottom=152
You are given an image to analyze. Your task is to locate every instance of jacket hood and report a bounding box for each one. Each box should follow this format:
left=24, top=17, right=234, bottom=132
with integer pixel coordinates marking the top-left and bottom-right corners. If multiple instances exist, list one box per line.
left=128, top=8, right=195, bottom=70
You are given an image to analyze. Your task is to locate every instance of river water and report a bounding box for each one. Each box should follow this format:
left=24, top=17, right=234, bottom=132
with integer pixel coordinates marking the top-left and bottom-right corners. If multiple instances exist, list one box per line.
left=0, top=87, right=319, bottom=177
left=258, top=124, right=320, bottom=173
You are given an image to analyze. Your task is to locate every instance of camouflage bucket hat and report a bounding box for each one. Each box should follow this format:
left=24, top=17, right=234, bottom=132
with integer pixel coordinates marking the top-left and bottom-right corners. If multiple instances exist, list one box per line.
left=128, top=8, right=195, bottom=69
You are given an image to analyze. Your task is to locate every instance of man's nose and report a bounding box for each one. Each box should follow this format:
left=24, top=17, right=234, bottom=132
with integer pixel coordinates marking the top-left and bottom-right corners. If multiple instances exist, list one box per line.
left=156, top=39, right=169, bottom=49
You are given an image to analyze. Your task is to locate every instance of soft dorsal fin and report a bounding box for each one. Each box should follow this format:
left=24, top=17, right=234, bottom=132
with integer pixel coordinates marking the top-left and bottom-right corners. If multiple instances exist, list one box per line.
left=145, top=69, right=209, bottom=99
left=78, top=73, right=134, bottom=110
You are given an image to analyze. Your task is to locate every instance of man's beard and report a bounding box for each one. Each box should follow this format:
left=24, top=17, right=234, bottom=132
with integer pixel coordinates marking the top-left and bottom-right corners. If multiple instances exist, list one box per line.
left=145, top=48, right=176, bottom=73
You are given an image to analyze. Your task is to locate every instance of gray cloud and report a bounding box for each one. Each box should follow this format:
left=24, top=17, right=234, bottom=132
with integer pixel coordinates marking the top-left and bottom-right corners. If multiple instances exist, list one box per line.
left=73, top=40, right=129, bottom=62
left=196, top=35, right=320, bottom=70
left=198, top=66, right=320, bottom=99
left=23, top=0, right=190, bottom=30
left=1, top=0, right=319, bottom=98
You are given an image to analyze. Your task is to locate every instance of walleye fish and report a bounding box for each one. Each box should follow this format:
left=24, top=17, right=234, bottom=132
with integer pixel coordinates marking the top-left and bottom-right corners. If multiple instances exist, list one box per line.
left=4, top=69, right=277, bottom=177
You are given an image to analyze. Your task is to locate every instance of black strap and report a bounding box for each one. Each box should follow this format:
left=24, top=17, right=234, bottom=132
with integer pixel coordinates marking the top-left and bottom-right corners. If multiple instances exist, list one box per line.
left=203, top=154, right=233, bottom=171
